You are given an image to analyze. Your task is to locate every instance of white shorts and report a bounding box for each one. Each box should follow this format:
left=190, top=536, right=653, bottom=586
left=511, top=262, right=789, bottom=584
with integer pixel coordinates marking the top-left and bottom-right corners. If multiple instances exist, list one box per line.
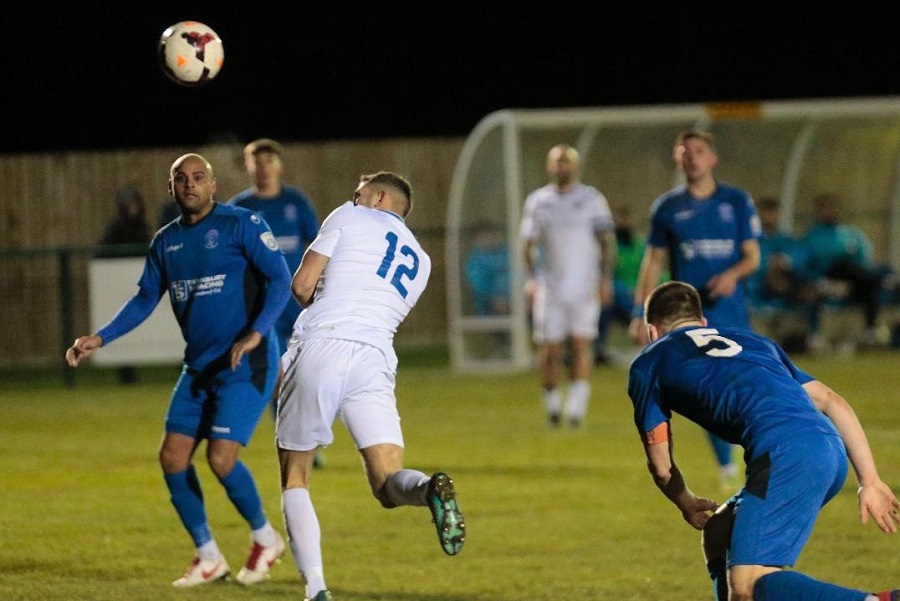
left=531, top=285, right=599, bottom=344
left=276, top=337, right=404, bottom=451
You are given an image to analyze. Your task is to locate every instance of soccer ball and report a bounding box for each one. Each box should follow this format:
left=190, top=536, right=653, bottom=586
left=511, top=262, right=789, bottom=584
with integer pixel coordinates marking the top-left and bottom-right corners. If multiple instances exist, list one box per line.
left=158, top=21, right=224, bottom=86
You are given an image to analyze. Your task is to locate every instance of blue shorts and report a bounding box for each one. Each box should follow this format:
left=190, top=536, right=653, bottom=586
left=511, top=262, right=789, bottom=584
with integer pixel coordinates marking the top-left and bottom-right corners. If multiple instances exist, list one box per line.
left=728, top=431, right=848, bottom=568
left=165, top=349, right=278, bottom=445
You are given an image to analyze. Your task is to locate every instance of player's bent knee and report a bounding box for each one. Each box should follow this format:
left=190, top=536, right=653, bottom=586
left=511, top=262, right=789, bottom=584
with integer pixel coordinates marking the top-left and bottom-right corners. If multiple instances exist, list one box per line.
left=207, top=455, right=237, bottom=478
left=727, top=575, right=756, bottom=601
left=206, top=443, right=240, bottom=477
left=729, top=565, right=779, bottom=601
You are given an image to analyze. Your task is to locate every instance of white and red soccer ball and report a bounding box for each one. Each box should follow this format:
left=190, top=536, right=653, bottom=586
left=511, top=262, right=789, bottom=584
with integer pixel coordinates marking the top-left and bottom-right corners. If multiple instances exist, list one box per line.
left=158, top=21, right=224, bottom=87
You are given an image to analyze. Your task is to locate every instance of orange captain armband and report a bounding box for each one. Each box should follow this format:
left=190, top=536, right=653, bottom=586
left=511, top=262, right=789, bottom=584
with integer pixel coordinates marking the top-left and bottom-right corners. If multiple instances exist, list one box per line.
left=642, top=422, right=670, bottom=445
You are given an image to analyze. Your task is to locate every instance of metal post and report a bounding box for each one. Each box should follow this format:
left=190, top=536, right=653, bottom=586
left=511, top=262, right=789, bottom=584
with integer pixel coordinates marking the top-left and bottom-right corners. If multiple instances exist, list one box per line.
left=57, top=248, right=75, bottom=387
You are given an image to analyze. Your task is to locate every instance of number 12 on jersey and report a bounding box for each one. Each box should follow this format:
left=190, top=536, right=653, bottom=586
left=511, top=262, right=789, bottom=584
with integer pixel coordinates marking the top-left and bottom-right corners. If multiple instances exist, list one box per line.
left=377, top=231, right=420, bottom=298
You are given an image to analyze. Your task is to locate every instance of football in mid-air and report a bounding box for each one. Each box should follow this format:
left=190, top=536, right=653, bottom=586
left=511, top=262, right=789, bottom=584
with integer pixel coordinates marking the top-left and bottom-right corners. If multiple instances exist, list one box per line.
left=158, top=21, right=224, bottom=86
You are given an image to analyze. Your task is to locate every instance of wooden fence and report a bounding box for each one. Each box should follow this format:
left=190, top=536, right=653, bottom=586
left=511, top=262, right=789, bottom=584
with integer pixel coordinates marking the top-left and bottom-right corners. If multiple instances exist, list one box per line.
left=3, top=118, right=899, bottom=374
left=0, top=137, right=465, bottom=370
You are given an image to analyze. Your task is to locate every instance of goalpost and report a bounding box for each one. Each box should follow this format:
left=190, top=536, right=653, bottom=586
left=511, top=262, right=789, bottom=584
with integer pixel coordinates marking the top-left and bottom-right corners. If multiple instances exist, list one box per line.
left=446, top=96, right=900, bottom=373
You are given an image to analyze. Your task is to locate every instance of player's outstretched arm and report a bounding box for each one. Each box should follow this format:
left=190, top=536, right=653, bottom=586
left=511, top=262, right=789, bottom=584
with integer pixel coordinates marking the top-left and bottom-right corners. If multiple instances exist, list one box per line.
left=65, top=334, right=103, bottom=367
left=803, top=379, right=900, bottom=533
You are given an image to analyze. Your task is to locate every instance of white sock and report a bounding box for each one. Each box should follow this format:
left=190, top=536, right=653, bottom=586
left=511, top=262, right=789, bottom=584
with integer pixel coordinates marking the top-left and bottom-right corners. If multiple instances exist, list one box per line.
left=282, top=488, right=325, bottom=595
left=251, top=520, right=277, bottom=547
left=304, top=566, right=326, bottom=599
left=565, top=379, right=591, bottom=420
left=197, top=539, right=222, bottom=561
left=383, top=469, right=430, bottom=506
left=543, top=388, right=562, bottom=414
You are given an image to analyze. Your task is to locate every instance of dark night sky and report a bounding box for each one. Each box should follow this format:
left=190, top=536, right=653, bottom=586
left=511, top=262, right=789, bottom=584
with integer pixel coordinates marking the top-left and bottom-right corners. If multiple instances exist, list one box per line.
left=3, top=4, right=900, bottom=154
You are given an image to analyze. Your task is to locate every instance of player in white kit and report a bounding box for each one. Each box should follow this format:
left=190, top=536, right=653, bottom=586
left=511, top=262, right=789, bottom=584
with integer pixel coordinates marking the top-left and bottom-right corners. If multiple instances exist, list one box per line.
left=276, top=171, right=465, bottom=601
left=520, top=144, right=616, bottom=428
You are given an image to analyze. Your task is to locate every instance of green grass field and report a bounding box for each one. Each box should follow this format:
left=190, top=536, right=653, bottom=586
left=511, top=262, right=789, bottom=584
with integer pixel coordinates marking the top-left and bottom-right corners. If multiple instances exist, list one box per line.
left=1, top=349, right=898, bottom=600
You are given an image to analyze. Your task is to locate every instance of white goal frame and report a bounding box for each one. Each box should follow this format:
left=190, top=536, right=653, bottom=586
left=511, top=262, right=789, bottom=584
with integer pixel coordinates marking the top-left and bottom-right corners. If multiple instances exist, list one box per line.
left=446, top=96, right=900, bottom=373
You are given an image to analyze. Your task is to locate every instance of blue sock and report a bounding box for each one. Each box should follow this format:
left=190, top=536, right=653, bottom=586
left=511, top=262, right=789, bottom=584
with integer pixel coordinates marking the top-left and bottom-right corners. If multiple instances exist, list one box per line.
left=755, top=571, right=869, bottom=601
left=708, top=431, right=733, bottom=467
left=706, top=556, right=728, bottom=601
left=218, top=460, right=266, bottom=530
left=164, top=465, right=212, bottom=547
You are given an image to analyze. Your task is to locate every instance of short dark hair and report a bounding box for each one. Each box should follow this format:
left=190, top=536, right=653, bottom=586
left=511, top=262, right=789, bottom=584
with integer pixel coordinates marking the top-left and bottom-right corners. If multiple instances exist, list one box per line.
left=812, top=192, right=841, bottom=209
left=756, top=196, right=781, bottom=211
left=675, top=129, right=716, bottom=153
left=645, top=281, right=703, bottom=329
left=249, top=138, right=284, bottom=157
left=359, top=171, right=413, bottom=216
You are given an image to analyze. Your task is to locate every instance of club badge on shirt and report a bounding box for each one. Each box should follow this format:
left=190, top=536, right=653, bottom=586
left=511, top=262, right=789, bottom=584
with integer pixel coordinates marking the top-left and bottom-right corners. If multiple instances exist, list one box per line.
left=261, top=231, right=279, bottom=251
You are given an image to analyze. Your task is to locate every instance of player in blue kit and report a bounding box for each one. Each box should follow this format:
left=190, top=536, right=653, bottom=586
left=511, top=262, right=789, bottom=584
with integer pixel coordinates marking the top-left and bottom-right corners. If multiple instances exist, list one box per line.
left=66, top=153, right=293, bottom=588
left=228, top=138, right=325, bottom=468
left=276, top=172, right=465, bottom=601
left=228, top=138, right=319, bottom=356
left=628, top=281, right=899, bottom=601
left=629, top=129, right=762, bottom=491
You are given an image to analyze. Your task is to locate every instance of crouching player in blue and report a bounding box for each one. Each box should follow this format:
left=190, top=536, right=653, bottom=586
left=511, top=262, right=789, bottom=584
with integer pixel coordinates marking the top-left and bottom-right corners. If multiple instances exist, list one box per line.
left=627, top=281, right=899, bottom=601
left=66, top=153, right=293, bottom=587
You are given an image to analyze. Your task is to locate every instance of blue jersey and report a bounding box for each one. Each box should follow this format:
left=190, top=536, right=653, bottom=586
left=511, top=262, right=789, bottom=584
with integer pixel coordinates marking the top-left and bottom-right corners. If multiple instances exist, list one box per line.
left=647, top=183, right=760, bottom=327
left=97, top=203, right=292, bottom=372
left=227, top=185, right=319, bottom=272
left=228, top=185, right=319, bottom=349
left=628, top=325, right=837, bottom=463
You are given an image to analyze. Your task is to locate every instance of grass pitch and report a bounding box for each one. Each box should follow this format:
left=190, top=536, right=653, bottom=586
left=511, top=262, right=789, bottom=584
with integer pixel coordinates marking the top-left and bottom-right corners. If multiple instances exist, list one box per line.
left=1, top=349, right=898, bottom=600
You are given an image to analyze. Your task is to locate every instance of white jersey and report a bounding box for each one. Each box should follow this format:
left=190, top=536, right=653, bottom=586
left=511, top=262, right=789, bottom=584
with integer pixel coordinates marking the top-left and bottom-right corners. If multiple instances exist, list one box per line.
left=290, top=201, right=431, bottom=369
left=519, top=182, right=613, bottom=300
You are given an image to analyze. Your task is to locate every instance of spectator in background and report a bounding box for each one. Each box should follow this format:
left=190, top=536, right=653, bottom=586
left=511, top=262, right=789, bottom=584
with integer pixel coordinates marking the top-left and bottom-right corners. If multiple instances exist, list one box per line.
left=465, top=221, right=510, bottom=316
left=99, top=185, right=151, bottom=256
left=97, top=185, right=153, bottom=384
left=520, top=144, right=615, bottom=429
left=747, top=196, right=826, bottom=352
left=802, top=192, right=896, bottom=348
left=628, top=129, right=761, bottom=492
left=157, top=199, right=181, bottom=229
left=594, top=204, right=667, bottom=364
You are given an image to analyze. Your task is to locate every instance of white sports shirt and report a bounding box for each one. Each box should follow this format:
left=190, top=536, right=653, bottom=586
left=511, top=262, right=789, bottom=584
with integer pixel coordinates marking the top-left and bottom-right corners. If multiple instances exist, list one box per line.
left=290, top=201, right=431, bottom=367
left=519, top=182, right=614, bottom=301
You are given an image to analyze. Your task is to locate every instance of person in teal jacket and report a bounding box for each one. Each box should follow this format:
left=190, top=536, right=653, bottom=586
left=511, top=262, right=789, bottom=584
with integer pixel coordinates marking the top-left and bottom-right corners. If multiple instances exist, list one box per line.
left=802, top=193, right=894, bottom=346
